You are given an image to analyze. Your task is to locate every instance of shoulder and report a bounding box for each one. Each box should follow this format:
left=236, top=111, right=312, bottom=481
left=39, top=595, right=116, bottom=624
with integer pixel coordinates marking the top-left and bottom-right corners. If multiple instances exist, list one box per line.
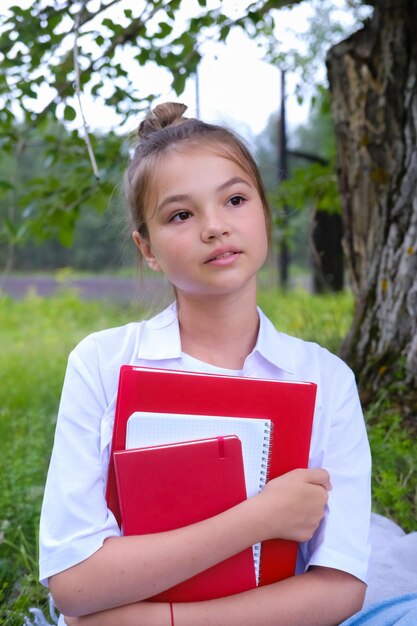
left=291, top=334, right=352, bottom=380
left=54, top=322, right=145, bottom=409
left=68, top=321, right=143, bottom=374
left=67, top=302, right=180, bottom=370
left=267, top=326, right=363, bottom=436
left=258, top=308, right=354, bottom=387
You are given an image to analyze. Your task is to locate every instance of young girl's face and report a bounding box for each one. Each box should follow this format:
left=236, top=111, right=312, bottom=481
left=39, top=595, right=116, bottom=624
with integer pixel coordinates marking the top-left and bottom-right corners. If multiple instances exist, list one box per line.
left=133, top=146, right=269, bottom=302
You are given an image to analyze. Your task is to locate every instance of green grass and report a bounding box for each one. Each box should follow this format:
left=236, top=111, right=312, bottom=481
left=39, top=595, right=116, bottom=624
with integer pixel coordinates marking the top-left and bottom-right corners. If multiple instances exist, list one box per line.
left=366, top=395, right=417, bottom=531
left=0, top=289, right=142, bottom=625
left=0, top=287, right=416, bottom=624
left=257, top=288, right=354, bottom=354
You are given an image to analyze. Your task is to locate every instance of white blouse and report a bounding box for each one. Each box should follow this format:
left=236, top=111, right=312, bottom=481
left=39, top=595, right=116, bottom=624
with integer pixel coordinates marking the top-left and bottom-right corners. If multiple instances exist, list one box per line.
left=39, top=302, right=372, bottom=590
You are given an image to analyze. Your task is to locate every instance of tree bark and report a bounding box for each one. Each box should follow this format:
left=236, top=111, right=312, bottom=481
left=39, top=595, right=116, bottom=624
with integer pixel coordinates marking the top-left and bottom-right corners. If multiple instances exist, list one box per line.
left=326, top=0, right=417, bottom=405
left=311, top=209, right=344, bottom=293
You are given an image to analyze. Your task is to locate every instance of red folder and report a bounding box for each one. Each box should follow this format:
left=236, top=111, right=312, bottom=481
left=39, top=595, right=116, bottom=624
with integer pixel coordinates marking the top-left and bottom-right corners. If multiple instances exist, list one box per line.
left=113, top=436, right=257, bottom=602
left=106, top=365, right=317, bottom=587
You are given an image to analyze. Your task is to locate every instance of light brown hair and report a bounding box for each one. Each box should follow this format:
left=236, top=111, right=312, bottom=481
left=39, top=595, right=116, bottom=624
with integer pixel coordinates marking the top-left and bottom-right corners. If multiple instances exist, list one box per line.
left=124, top=102, right=273, bottom=245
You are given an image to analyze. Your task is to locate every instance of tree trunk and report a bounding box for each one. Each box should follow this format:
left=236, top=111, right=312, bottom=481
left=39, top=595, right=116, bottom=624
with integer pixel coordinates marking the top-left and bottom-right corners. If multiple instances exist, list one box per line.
left=311, top=209, right=344, bottom=293
left=326, top=0, right=417, bottom=407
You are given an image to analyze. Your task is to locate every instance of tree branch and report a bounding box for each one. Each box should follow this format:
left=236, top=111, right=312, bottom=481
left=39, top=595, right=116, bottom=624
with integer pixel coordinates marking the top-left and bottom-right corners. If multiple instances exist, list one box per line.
left=288, top=150, right=329, bottom=166
left=73, top=1, right=100, bottom=179
left=256, top=0, right=304, bottom=14
left=30, top=0, right=292, bottom=125
left=33, top=3, right=157, bottom=124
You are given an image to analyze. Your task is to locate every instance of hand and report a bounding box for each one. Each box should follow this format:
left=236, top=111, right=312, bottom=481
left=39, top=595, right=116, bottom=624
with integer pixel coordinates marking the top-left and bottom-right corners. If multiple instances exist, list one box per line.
left=253, top=468, right=331, bottom=543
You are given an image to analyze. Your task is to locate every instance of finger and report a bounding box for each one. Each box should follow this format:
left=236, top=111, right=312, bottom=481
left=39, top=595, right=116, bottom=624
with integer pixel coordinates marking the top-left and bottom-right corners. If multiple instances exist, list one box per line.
left=306, top=468, right=332, bottom=489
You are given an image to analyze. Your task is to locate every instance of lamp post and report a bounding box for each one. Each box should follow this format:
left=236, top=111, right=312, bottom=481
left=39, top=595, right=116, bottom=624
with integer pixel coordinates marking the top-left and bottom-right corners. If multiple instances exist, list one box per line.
left=278, top=68, right=290, bottom=288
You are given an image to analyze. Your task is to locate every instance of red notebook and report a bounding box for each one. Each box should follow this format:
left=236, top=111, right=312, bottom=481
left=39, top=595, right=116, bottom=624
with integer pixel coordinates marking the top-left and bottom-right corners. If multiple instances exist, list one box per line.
left=113, top=436, right=257, bottom=602
left=106, top=365, right=317, bottom=586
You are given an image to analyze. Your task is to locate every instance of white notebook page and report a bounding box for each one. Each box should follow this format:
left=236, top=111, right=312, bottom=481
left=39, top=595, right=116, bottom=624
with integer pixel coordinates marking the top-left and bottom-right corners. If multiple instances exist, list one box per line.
left=126, top=411, right=272, bottom=499
left=126, top=411, right=272, bottom=584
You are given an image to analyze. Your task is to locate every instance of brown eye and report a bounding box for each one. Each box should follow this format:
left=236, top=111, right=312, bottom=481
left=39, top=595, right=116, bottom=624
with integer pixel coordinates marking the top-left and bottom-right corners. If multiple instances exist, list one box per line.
left=229, top=195, right=244, bottom=206
left=170, top=211, right=192, bottom=222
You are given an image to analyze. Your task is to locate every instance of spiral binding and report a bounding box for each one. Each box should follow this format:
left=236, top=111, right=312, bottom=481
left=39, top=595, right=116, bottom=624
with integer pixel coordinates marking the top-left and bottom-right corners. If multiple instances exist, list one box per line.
left=259, top=420, right=273, bottom=492
left=253, top=419, right=273, bottom=584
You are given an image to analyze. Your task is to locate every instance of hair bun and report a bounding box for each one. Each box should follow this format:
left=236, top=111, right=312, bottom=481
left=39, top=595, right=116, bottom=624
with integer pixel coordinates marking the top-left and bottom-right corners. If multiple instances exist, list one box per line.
left=138, top=102, right=188, bottom=138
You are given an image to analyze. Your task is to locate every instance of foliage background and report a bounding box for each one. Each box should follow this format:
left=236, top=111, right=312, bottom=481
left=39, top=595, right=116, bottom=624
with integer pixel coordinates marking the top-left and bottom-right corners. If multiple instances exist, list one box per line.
left=1, top=0, right=416, bottom=623
left=1, top=289, right=416, bottom=624
left=0, top=0, right=371, bottom=274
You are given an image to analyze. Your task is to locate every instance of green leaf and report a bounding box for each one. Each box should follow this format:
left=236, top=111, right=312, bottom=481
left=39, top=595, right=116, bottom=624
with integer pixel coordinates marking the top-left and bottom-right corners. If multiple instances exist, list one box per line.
left=91, top=81, right=103, bottom=96
left=58, top=227, right=74, bottom=247
left=63, top=104, right=77, bottom=121
left=0, top=179, right=14, bottom=191
left=46, top=10, right=64, bottom=32
left=102, top=18, right=116, bottom=31
left=172, top=71, right=187, bottom=96
left=246, top=10, right=261, bottom=25
left=135, top=48, right=150, bottom=65
left=219, top=24, right=230, bottom=41
left=154, top=22, right=173, bottom=39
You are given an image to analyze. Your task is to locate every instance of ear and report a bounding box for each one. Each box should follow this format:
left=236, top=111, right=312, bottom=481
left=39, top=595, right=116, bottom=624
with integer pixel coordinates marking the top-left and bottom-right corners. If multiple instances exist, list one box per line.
left=132, top=231, right=161, bottom=272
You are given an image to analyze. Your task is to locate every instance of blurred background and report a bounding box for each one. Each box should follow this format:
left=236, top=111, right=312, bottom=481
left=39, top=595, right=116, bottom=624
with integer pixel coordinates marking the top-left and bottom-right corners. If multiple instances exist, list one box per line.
left=1, top=2, right=416, bottom=623
left=0, top=0, right=372, bottom=298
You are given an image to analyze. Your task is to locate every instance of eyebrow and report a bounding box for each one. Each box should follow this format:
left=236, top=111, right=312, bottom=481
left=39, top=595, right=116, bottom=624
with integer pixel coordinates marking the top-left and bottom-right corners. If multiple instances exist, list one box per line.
left=157, top=194, right=190, bottom=213
left=157, top=177, right=253, bottom=213
left=216, top=176, right=253, bottom=192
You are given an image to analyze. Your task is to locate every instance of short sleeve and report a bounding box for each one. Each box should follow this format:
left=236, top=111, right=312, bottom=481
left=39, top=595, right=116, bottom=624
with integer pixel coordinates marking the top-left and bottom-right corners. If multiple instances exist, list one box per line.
left=39, top=340, right=121, bottom=586
left=297, top=357, right=372, bottom=583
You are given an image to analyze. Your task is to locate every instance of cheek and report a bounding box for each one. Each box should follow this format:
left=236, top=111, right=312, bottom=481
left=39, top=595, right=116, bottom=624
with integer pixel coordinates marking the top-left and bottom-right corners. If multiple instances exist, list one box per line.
left=254, top=218, right=270, bottom=262
left=253, top=213, right=269, bottom=242
left=150, top=236, right=189, bottom=272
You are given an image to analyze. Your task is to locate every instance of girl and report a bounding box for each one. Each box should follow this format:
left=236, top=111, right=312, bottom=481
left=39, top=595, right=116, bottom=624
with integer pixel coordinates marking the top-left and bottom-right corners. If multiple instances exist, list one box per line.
left=39, top=102, right=371, bottom=626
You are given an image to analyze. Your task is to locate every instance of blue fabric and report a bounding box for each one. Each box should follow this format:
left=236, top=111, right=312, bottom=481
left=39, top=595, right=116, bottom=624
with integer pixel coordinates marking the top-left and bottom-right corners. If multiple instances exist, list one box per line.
left=340, top=594, right=417, bottom=625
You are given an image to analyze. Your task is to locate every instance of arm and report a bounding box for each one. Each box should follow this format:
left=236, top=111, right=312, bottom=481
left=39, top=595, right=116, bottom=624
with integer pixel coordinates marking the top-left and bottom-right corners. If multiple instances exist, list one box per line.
left=62, top=362, right=371, bottom=625
left=64, top=567, right=366, bottom=626
left=50, top=468, right=330, bottom=617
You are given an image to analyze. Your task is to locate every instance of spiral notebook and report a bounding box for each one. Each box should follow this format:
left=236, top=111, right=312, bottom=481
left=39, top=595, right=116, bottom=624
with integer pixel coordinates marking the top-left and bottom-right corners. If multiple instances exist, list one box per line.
left=106, top=365, right=316, bottom=585
left=126, top=411, right=273, bottom=583
left=114, top=435, right=258, bottom=602
left=126, top=412, right=272, bottom=500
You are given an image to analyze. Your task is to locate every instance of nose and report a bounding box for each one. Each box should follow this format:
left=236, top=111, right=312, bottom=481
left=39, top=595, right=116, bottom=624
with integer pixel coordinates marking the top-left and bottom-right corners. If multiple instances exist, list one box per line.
left=200, top=209, right=230, bottom=242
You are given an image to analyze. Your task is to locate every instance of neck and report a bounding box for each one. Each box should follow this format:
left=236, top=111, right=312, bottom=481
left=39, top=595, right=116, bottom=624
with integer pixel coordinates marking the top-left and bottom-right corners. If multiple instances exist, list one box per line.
left=177, top=288, right=259, bottom=370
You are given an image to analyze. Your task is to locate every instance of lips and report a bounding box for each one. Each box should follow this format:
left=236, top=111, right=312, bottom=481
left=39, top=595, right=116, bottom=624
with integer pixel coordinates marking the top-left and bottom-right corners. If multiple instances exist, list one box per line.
left=205, top=248, right=241, bottom=263
left=211, top=251, right=236, bottom=260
